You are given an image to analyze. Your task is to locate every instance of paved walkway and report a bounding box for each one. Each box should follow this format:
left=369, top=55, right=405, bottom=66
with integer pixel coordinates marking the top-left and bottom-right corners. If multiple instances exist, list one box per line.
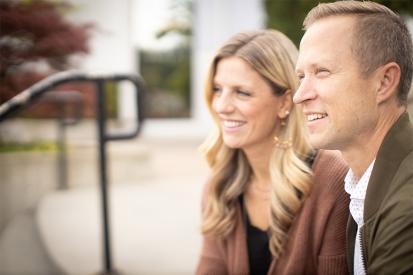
left=0, top=138, right=209, bottom=275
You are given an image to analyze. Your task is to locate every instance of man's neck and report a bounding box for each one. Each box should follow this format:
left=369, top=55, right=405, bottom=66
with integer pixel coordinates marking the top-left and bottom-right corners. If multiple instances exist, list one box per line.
left=343, top=148, right=377, bottom=179
left=342, top=108, right=404, bottom=178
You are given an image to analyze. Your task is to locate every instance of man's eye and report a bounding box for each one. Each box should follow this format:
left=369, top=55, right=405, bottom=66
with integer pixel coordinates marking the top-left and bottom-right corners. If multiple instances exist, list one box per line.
left=297, top=73, right=305, bottom=82
left=316, top=68, right=330, bottom=77
left=236, top=89, right=251, bottom=97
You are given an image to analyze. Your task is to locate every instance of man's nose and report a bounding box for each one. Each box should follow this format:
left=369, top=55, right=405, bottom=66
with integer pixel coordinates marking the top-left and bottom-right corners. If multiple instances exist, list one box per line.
left=293, top=78, right=315, bottom=104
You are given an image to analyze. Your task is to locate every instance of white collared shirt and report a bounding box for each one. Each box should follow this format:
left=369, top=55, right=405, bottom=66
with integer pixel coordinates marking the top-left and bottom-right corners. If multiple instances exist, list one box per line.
left=344, top=160, right=375, bottom=275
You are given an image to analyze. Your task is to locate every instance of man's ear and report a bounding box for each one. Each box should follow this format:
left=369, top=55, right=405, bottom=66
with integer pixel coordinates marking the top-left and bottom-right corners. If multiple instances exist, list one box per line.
left=278, top=89, right=293, bottom=119
left=376, top=62, right=401, bottom=104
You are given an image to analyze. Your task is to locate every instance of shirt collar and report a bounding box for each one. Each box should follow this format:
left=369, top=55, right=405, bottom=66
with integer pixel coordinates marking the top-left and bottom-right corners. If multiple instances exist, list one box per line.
left=344, top=160, right=376, bottom=200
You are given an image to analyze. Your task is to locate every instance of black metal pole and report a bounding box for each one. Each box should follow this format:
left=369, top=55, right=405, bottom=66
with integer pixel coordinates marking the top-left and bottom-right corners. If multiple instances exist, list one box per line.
left=96, top=79, right=112, bottom=273
left=57, top=110, right=68, bottom=190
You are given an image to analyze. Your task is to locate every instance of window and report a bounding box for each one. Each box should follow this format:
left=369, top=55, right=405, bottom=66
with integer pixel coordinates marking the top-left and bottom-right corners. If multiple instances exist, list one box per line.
left=134, top=0, right=192, bottom=118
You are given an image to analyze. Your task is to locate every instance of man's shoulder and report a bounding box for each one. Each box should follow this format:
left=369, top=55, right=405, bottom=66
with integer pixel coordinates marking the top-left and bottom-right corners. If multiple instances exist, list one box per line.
left=379, top=112, right=413, bottom=157
left=368, top=150, right=413, bottom=227
left=377, top=144, right=413, bottom=187
left=369, top=113, right=413, bottom=199
left=386, top=151, right=413, bottom=202
left=397, top=149, right=413, bottom=175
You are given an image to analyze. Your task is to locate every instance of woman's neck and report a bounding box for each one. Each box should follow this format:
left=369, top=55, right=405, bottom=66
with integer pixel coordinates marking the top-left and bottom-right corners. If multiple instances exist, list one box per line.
left=244, top=147, right=272, bottom=188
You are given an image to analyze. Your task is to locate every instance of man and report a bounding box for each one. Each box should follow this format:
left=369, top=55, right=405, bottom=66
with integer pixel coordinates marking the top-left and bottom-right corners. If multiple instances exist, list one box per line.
left=293, top=1, right=413, bottom=274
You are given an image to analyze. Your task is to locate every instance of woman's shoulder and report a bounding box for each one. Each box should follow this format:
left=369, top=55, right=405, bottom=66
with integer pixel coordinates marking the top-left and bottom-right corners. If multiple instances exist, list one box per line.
left=311, top=149, right=349, bottom=194
left=312, top=149, right=348, bottom=175
left=201, top=179, right=212, bottom=209
left=313, top=149, right=346, bottom=167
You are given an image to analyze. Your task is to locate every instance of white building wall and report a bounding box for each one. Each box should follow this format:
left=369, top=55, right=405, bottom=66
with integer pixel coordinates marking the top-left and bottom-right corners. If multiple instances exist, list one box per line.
left=67, top=0, right=138, bottom=122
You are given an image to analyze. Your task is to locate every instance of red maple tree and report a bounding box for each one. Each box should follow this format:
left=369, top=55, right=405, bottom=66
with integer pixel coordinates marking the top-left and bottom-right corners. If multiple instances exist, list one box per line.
left=0, top=0, right=94, bottom=114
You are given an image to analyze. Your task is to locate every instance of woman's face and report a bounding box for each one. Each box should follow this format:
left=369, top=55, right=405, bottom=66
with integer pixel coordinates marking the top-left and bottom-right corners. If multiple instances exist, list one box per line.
left=212, top=56, right=288, bottom=153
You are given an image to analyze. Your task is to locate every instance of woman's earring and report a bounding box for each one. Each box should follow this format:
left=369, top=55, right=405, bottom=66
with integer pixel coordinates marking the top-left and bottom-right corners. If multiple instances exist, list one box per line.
left=275, top=110, right=292, bottom=148
left=273, top=136, right=292, bottom=149
left=280, top=110, right=290, bottom=127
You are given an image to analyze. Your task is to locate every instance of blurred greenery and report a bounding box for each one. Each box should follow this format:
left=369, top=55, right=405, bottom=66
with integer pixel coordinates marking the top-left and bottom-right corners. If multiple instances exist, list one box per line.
left=140, top=0, right=192, bottom=118
left=156, top=0, right=192, bottom=40
left=140, top=47, right=191, bottom=118
left=104, top=81, right=118, bottom=118
left=0, top=141, right=58, bottom=153
left=265, top=0, right=413, bottom=47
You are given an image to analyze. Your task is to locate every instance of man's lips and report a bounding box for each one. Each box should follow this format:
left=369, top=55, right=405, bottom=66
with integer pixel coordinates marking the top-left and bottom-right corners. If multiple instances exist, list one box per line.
left=305, top=112, right=328, bottom=122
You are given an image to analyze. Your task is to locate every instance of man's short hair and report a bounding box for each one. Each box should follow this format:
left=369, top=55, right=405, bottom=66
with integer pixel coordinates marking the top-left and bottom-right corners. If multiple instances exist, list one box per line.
left=304, top=1, right=413, bottom=105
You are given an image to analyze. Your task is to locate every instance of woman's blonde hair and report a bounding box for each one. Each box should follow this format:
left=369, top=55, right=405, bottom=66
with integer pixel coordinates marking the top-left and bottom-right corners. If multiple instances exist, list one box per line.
left=200, top=30, right=313, bottom=258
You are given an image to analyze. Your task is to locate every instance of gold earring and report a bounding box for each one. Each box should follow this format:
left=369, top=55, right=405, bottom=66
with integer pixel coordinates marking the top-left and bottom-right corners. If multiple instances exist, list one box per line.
left=280, top=110, right=290, bottom=127
left=273, top=136, right=292, bottom=149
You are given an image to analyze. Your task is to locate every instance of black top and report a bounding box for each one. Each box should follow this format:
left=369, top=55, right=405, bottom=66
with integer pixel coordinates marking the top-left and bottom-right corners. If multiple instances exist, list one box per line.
left=241, top=195, right=272, bottom=275
left=240, top=150, right=317, bottom=275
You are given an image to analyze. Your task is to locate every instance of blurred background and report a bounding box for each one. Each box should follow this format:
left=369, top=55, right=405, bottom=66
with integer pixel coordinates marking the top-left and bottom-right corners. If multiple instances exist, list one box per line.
left=0, top=0, right=413, bottom=274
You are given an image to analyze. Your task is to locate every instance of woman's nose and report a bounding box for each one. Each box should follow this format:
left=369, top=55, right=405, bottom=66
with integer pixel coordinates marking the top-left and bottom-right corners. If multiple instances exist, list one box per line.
left=212, top=92, right=235, bottom=114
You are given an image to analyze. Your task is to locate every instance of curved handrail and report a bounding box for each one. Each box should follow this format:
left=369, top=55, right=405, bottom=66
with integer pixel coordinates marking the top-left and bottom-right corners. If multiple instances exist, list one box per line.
left=0, top=70, right=145, bottom=140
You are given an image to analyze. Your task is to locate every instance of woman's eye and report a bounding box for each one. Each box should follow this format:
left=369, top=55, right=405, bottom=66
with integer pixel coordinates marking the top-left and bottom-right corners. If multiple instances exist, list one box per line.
left=297, top=73, right=305, bottom=82
left=212, top=86, right=221, bottom=93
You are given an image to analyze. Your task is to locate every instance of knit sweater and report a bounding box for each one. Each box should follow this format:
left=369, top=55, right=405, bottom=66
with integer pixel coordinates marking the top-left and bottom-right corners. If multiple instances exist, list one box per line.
left=196, top=150, right=350, bottom=275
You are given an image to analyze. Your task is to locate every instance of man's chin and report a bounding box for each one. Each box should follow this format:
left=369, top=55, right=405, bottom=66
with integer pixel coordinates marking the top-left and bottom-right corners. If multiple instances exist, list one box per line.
left=310, top=137, right=341, bottom=151
left=309, top=134, right=331, bottom=150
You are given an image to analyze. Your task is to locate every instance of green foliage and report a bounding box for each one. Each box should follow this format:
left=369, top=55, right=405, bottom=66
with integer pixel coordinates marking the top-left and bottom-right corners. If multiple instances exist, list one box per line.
left=375, top=0, right=413, bottom=14
left=0, top=141, right=58, bottom=153
left=104, top=81, right=118, bottom=118
left=140, top=47, right=191, bottom=118
left=165, top=48, right=191, bottom=107
left=156, top=0, right=192, bottom=41
left=265, top=0, right=325, bottom=46
left=265, top=0, right=413, bottom=47
left=138, top=0, right=192, bottom=118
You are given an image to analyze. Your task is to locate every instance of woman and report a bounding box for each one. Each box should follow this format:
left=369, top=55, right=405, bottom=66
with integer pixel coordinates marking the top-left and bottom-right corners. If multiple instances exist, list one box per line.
left=196, top=30, right=349, bottom=275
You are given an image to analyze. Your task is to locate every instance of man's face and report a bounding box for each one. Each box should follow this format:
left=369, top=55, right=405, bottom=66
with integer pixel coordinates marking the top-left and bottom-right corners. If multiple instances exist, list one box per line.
left=294, top=16, right=379, bottom=152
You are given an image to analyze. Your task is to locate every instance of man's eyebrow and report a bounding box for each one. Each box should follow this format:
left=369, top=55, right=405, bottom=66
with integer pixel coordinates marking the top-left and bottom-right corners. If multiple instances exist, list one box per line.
left=296, top=59, right=335, bottom=72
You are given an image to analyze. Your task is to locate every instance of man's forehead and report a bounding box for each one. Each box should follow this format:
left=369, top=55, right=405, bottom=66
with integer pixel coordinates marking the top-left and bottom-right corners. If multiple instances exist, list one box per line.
left=297, top=16, right=356, bottom=64
left=302, top=15, right=356, bottom=43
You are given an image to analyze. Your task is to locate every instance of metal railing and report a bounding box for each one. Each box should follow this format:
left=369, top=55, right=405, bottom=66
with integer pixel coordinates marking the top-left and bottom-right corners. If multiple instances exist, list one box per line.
left=41, top=90, right=84, bottom=190
left=0, top=70, right=146, bottom=275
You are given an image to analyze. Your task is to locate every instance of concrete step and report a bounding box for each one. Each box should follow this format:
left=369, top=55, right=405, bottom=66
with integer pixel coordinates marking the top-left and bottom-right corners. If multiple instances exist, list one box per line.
left=0, top=137, right=209, bottom=275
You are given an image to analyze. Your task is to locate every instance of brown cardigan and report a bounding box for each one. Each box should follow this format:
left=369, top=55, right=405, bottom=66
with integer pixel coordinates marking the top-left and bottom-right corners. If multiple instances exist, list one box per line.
left=196, top=150, right=350, bottom=275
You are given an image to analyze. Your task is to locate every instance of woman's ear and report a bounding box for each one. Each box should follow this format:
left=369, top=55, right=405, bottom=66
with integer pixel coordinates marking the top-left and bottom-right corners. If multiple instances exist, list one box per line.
left=278, top=89, right=293, bottom=119
left=376, top=62, right=401, bottom=104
